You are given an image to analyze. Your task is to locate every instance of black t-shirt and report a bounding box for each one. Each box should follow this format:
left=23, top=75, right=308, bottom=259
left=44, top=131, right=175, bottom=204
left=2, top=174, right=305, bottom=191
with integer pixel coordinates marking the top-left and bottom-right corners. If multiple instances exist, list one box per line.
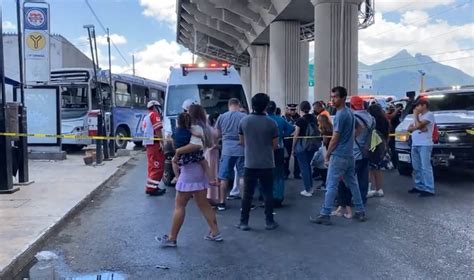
left=296, top=114, right=318, bottom=137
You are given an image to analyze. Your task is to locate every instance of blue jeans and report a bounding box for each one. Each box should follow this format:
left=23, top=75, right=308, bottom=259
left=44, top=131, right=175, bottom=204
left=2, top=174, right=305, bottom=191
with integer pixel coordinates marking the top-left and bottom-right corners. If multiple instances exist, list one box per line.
left=320, top=155, right=365, bottom=216
left=218, top=155, right=244, bottom=181
left=296, top=150, right=314, bottom=192
left=356, top=159, right=370, bottom=205
left=411, top=146, right=434, bottom=193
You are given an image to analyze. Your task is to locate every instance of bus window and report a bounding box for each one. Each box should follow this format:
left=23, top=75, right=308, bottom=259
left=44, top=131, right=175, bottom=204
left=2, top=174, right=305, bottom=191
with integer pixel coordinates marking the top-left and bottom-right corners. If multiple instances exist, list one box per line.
left=149, top=88, right=164, bottom=105
left=132, top=85, right=148, bottom=108
left=115, top=81, right=132, bottom=107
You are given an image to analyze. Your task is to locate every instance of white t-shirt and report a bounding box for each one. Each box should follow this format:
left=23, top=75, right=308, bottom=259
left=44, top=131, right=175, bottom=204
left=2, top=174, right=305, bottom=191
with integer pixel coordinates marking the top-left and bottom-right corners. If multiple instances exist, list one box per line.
left=411, top=111, right=435, bottom=146
left=190, top=125, right=204, bottom=148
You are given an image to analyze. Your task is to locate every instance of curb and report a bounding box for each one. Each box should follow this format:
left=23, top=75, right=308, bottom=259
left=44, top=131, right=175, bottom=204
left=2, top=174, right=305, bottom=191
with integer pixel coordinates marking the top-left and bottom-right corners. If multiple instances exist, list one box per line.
left=0, top=155, right=136, bottom=279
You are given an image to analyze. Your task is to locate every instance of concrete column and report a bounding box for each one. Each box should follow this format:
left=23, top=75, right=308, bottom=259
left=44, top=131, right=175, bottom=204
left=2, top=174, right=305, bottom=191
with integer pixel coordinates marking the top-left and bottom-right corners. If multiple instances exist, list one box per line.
left=248, top=45, right=269, bottom=97
left=300, top=41, right=309, bottom=102
left=313, top=0, right=361, bottom=101
left=239, top=66, right=252, bottom=104
left=269, top=21, right=301, bottom=108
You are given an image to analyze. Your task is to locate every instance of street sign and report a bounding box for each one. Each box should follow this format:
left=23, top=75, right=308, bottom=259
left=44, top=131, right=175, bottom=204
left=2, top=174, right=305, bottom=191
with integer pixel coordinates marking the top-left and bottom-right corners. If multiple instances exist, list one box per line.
left=309, top=64, right=314, bottom=87
left=23, top=2, right=50, bottom=84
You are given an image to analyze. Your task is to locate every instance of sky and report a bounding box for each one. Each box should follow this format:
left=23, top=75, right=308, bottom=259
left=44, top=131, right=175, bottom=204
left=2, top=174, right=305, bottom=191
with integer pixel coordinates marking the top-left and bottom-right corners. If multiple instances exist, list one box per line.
left=2, top=0, right=473, bottom=81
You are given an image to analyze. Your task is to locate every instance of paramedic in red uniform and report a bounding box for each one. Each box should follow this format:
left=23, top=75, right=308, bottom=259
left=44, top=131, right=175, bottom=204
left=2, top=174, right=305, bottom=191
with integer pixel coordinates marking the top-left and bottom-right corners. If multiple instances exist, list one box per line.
left=143, top=100, right=166, bottom=196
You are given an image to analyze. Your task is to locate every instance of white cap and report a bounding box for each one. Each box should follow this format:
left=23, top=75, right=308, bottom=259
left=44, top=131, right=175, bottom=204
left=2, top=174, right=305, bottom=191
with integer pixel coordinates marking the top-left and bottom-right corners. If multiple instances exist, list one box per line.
left=147, top=100, right=160, bottom=109
left=182, top=98, right=199, bottom=111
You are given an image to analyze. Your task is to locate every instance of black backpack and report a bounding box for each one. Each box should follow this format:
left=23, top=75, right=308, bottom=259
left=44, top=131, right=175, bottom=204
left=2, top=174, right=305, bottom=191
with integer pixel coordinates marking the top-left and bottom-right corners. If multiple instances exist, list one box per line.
left=355, top=114, right=386, bottom=164
left=302, top=117, right=321, bottom=152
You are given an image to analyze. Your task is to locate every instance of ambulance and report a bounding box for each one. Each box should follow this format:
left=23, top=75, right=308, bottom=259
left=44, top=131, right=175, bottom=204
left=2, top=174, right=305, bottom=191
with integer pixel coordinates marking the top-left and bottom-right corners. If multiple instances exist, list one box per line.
left=162, top=63, right=249, bottom=185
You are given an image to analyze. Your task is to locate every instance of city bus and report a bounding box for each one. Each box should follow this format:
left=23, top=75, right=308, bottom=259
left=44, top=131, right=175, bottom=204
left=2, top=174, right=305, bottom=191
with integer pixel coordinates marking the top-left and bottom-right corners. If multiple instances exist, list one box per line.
left=50, top=68, right=166, bottom=150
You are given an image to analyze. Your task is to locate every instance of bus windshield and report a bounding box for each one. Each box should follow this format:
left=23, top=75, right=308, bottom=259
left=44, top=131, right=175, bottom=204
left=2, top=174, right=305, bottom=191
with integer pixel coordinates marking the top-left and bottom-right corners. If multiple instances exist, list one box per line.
left=166, top=84, right=247, bottom=116
left=61, top=86, right=89, bottom=119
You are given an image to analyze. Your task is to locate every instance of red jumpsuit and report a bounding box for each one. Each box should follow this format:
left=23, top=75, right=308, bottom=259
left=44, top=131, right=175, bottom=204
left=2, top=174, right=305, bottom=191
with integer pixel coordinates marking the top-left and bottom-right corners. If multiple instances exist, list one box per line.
left=143, top=110, right=166, bottom=196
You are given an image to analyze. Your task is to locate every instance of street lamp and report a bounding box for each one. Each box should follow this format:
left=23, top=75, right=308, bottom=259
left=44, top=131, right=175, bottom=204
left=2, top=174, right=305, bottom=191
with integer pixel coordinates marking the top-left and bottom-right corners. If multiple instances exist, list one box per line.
left=418, top=70, right=426, bottom=93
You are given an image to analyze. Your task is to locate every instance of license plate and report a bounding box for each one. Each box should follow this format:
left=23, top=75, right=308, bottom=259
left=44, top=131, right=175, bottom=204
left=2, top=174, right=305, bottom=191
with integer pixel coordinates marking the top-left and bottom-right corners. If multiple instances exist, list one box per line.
left=398, top=153, right=411, bottom=163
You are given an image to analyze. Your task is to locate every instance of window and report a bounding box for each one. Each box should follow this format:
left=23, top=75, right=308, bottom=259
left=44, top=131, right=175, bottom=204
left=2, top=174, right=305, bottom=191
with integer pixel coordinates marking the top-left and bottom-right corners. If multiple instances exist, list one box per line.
left=428, top=92, right=474, bottom=111
left=150, top=88, right=165, bottom=105
left=115, top=82, right=131, bottom=107
left=166, top=84, right=248, bottom=116
left=132, top=85, right=147, bottom=108
left=61, top=87, right=87, bottom=109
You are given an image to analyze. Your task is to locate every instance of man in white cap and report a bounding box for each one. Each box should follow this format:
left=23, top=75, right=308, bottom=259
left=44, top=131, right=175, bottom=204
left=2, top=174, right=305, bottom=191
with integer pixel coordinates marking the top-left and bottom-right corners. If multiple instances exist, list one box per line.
left=182, top=98, right=199, bottom=112
left=142, top=100, right=166, bottom=196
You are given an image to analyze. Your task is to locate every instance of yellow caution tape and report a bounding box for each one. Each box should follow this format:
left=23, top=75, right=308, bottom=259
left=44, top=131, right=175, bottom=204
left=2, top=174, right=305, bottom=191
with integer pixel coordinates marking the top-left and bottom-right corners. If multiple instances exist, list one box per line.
left=0, top=132, right=399, bottom=141
left=467, top=129, right=474, bottom=135
left=0, top=132, right=163, bottom=142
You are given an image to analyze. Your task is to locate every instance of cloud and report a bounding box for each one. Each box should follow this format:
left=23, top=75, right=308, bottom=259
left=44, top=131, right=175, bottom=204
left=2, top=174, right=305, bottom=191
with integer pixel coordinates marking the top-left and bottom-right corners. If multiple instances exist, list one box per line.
left=2, top=21, right=16, bottom=30
left=132, top=39, right=193, bottom=81
left=139, top=0, right=176, bottom=29
left=96, top=34, right=127, bottom=46
left=359, top=12, right=474, bottom=76
left=376, top=0, right=456, bottom=13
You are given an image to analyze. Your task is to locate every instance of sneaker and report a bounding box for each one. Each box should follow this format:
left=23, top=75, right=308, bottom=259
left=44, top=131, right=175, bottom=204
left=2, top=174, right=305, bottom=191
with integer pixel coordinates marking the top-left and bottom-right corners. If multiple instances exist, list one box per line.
left=408, top=188, right=423, bottom=194
left=418, top=191, right=435, bottom=197
left=265, top=221, right=279, bottom=230
left=331, top=210, right=343, bottom=217
left=146, top=188, right=166, bottom=196
left=217, top=203, right=226, bottom=211
left=204, top=232, right=224, bottom=242
left=374, top=190, right=384, bottom=197
left=353, top=212, right=366, bottom=222
left=300, top=190, right=313, bottom=197
left=155, top=235, right=177, bottom=248
left=226, top=195, right=241, bottom=200
left=343, top=213, right=353, bottom=219
left=235, top=223, right=250, bottom=231
left=309, top=214, right=332, bottom=225
left=366, top=190, right=379, bottom=198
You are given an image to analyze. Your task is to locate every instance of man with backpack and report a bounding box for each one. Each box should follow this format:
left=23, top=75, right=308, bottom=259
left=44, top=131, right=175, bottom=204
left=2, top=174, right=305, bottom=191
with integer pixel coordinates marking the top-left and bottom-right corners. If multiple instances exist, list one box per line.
left=292, top=101, right=321, bottom=197
left=407, top=98, right=435, bottom=197
left=351, top=96, right=375, bottom=204
left=310, top=87, right=366, bottom=225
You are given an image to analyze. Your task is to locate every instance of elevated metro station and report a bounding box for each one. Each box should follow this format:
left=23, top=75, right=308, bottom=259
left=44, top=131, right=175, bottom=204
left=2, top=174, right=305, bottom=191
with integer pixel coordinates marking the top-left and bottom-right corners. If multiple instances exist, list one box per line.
left=176, top=0, right=375, bottom=107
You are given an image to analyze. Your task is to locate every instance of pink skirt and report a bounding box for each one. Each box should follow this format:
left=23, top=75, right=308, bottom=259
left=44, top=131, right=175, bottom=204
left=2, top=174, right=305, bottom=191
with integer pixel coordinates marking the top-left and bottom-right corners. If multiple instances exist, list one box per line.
left=175, top=163, right=209, bottom=192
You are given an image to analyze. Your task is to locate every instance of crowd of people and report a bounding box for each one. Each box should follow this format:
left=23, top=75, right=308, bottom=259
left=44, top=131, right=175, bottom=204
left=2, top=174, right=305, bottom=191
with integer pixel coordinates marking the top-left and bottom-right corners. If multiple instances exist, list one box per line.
left=149, top=85, right=436, bottom=247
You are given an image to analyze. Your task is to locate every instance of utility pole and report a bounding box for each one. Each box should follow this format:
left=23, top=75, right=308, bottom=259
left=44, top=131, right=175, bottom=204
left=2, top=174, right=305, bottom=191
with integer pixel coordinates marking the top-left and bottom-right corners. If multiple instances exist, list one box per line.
left=0, top=7, right=19, bottom=193
left=84, top=25, right=103, bottom=164
left=16, top=0, right=29, bottom=183
left=107, top=28, right=115, bottom=157
left=418, top=70, right=426, bottom=93
left=132, top=55, right=135, bottom=76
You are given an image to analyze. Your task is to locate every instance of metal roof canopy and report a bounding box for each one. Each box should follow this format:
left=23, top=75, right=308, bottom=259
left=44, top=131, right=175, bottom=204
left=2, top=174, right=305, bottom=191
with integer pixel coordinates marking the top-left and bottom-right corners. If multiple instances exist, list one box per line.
left=176, top=0, right=374, bottom=66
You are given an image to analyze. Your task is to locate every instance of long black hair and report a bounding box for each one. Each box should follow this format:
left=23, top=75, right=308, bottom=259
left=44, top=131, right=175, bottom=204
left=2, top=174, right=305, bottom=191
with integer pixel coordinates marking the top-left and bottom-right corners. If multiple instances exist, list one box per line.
left=368, top=104, right=389, bottom=138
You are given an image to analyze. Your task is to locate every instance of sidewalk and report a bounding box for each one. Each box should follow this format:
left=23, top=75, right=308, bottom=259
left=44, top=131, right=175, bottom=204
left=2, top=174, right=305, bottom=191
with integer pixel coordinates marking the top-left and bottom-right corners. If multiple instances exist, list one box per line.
left=0, top=152, right=134, bottom=279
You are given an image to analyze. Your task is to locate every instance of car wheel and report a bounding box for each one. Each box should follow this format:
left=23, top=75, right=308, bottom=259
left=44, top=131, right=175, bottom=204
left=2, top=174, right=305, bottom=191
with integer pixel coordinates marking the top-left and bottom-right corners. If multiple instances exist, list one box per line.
left=115, top=127, right=129, bottom=150
left=398, top=164, right=412, bottom=176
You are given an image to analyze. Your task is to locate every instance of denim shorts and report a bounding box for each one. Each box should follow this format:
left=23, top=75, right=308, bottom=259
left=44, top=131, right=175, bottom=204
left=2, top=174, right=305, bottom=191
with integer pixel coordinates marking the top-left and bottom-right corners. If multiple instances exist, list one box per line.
left=218, top=155, right=245, bottom=181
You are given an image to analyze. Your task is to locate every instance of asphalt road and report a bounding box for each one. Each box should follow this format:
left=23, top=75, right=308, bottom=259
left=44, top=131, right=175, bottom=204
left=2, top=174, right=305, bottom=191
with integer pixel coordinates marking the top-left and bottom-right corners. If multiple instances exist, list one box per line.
left=24, top=154, right=474, bottom=279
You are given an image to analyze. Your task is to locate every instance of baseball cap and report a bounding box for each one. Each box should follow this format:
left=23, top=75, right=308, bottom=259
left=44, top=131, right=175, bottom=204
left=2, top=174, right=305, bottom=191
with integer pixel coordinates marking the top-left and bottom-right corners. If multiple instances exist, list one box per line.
left=182, top=99, right=199, bottom=111
left=350, top=96, right=365, bottom=110
left=147, top=100, right=160, bottom=109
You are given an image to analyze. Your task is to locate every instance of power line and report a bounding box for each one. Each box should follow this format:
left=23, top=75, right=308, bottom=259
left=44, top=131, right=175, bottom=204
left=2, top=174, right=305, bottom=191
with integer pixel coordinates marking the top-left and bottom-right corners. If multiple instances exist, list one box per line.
left=83, top=0, right=131, bottom=68
left=372, top=0, right=473, bottom=37
left=370, top=55, right=474, bottom=72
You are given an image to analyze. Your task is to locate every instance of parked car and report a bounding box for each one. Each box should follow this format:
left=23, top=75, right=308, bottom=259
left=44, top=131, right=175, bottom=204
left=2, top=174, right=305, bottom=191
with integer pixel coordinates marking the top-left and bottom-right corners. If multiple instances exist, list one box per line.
left=395, top=86, right=474, bottom=175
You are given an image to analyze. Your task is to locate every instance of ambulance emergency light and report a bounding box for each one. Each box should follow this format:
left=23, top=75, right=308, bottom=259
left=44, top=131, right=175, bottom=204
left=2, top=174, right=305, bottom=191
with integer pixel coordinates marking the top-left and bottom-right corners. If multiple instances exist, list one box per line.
left=181, top=63, right=229, bottom=76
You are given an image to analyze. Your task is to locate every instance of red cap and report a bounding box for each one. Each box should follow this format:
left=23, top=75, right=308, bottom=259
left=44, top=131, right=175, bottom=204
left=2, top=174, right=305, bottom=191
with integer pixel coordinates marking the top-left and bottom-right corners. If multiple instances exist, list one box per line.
left=350, top=96, right=365, bottom=110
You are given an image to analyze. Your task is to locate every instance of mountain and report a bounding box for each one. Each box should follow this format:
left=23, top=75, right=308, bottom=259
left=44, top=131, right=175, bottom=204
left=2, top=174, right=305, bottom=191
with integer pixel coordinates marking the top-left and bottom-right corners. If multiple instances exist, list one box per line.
left=362, top=50, right=474, bottom=97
